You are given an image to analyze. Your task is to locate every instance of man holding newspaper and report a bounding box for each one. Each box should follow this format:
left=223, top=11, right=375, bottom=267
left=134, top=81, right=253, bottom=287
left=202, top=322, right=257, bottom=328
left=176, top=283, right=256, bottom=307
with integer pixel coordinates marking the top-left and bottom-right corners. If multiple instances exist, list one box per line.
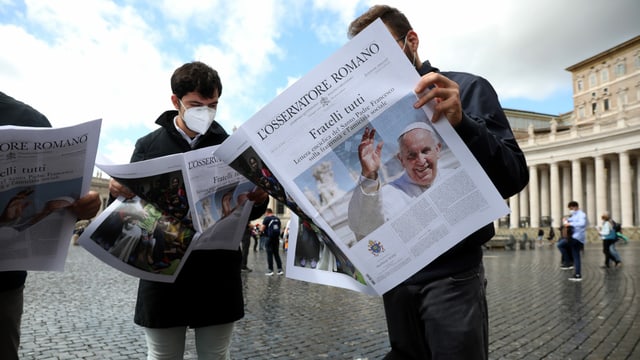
left=0, top=91, right=101, bottom=360
left=347, top=5, right=529, bottom=360
left=108, top=62, right=268, bottom=359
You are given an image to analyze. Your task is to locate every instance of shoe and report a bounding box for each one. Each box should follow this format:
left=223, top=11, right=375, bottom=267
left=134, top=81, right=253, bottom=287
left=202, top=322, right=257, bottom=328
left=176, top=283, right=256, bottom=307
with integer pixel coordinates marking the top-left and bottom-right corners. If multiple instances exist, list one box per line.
left=277, top=270, right=284, bottom=275
left=241, top=267, right=253, bottom=272
left=265, top=271, right=274, bottom=276
left=560, top=265, right=574, bottom=270
left=615, top=261, right=622, bottom=267
left=568, top=275, right=582, bottom=282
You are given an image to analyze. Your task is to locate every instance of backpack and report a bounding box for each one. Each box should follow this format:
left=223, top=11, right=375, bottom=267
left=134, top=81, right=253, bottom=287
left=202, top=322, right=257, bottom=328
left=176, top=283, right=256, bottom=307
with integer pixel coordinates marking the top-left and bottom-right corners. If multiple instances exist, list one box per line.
left=611, top=219, right=622, bottom=233
left=266, top=216, right=281, bottom=238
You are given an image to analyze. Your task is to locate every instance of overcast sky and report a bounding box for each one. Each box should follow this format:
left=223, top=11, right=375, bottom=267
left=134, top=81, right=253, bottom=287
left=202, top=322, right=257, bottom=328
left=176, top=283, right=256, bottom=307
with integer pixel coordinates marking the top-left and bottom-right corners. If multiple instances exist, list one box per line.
left=1, top=0, right=638, bottom=165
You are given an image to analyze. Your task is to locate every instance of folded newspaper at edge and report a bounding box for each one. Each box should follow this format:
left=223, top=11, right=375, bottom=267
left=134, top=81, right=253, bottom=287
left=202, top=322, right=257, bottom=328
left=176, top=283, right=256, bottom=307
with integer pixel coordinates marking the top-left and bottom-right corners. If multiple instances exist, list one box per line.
left=78, top=145, right=254, bottom=283
left=0, top=119, right=101, bottom=272
left=214, top=19, right=510, bottom=295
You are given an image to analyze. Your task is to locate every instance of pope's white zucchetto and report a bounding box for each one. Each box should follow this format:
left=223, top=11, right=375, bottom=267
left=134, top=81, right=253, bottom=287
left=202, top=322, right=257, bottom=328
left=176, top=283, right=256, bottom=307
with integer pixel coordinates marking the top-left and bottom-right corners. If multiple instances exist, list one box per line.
left=397, top=121, right=434, bottom=140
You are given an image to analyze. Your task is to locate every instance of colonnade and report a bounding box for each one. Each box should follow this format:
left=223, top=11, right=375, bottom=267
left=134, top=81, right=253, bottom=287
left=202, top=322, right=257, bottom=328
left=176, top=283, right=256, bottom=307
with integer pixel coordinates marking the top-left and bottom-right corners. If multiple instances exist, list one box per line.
left=507, top=150, right=638, bottom=229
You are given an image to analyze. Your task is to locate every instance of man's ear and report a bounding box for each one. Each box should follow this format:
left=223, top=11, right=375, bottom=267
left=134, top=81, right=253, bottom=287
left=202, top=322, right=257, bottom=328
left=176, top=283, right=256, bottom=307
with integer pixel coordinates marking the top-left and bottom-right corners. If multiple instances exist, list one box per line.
left=171, top=94, right=180, bottom=110
left=406, top=29, right=419, bottom=53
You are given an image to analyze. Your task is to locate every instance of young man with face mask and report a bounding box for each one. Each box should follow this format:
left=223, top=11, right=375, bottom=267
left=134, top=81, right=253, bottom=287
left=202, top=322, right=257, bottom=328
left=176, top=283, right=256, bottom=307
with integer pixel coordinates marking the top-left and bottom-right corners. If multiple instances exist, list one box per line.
left=348, top=5, right=529, bottom=360
left=109, top=61, right=268, bottom=359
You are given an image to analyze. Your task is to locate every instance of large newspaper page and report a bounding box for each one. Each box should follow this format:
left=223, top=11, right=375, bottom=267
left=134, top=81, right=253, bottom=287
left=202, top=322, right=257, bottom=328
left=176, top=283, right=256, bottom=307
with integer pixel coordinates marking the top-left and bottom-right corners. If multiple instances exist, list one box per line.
left=285, top=213, right=377, bottom=295
left=79, top=146, right=253, bottom=282
left=215, top=19, right=509, bottom=295
left=0, top=119, right=101, bottom=271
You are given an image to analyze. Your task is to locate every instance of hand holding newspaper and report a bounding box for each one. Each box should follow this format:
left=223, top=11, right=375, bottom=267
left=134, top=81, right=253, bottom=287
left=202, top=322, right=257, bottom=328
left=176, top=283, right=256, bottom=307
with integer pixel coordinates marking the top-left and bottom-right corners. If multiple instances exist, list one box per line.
left=0, top=119, right=101, bottom=272
left=214, top=19, right=510, bottom=295
left=78, top=145, right=255, bottom=283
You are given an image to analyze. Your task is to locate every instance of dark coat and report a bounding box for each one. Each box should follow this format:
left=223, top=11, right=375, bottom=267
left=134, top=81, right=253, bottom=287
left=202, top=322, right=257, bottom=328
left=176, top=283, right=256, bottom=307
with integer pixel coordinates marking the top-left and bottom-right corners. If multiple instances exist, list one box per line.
left=405, top=62, right=529, bottom=284
left=132, top=110, right=266, bottom=328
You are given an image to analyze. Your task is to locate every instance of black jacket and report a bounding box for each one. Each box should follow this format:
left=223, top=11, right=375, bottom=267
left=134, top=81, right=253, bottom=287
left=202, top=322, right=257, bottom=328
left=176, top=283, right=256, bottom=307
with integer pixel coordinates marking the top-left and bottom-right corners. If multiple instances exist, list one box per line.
left=132, top=110, right=266, bottom=328
left=404, top=62, right=529, bottom=284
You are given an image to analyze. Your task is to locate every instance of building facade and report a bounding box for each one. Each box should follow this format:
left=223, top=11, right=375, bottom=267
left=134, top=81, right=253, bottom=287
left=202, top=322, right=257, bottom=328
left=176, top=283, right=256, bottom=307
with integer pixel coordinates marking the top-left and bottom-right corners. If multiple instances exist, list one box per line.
left=503, top=35, right=640, bottom=235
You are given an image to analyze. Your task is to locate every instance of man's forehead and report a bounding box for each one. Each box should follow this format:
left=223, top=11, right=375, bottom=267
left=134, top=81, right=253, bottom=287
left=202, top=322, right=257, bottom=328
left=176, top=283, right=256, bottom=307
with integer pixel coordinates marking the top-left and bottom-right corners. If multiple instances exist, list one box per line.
left=182, top=91, right=219, bottom=103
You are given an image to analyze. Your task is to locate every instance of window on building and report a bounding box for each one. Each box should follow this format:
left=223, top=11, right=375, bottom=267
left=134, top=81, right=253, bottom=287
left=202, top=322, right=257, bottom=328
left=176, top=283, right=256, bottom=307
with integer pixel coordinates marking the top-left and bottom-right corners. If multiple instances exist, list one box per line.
left=276, top=201, right=285, bottom=215
left=603, top=98, right=610, bottom=111
left=615, top=62, right=626, bottom=76
left=591, top=102, right=597, bottom=114
left=617, top=91, right=629, bottom=109
left=600, top=68, right=609, bottom=82
left=577, top=79, right=583, bottom=91
left=635, top=54, right=640, bottom=69
left=589, top=73, right=597, bottom=87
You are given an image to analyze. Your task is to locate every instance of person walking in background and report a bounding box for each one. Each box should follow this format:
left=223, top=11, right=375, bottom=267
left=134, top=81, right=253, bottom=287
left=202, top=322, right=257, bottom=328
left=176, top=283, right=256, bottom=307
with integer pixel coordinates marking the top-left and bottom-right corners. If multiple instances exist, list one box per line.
left=0, top=91, right=101, bottom=360
left=258, top=225, right=268, bottom=251
left=251, top=223, right=260, bottom=251
left=557, top=217, right=574, bottom=269
left=347, top=5, right=529, bottom=359
left=108, top=61, right=268, bottom=359
left=598, top=212, right=622, bottom=268
left=537, top=228, right=545, bottom=247
left=241, top=222, right=253, bottom=272
left=546, top=225, right=556, bottom=245
left=261, top=208, right=283, bottom=276
left=564, top=201, right=588, bottom=281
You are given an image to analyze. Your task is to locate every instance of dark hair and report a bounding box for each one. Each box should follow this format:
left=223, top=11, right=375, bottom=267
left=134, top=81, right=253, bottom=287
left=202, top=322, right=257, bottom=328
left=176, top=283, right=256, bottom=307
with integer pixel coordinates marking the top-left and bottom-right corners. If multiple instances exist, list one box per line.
left=348, top=5, right=412, bottom=39
left=568, top=201, right=579, bottom=208
left=170, top=61, right=222, bottom=99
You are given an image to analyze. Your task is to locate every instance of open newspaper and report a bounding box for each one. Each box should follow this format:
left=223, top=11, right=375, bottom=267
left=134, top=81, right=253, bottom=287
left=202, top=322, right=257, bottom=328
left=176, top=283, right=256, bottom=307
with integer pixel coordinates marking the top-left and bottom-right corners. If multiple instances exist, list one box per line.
left=78, top=145, right=254, bottom=282
left=0, top=119, right=101, bottom=271
left=214, top=19, right=510, bottom=295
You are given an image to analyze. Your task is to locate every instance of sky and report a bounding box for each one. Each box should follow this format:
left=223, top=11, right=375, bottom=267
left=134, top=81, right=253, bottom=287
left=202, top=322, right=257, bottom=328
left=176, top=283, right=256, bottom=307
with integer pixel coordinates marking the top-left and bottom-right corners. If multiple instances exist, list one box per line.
left=1, top=0, right=639, bottom=167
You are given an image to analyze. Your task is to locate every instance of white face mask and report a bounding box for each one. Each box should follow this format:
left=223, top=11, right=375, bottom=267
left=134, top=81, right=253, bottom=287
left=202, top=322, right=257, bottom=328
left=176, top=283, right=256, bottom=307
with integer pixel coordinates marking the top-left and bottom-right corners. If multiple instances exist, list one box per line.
left=180, top=100, right=216, bottom=134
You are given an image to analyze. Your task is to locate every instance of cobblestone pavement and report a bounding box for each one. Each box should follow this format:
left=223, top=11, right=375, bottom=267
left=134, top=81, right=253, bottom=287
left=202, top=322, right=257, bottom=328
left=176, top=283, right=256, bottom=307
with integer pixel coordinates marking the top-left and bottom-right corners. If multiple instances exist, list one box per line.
left=18, top=241, right=640, bottom=359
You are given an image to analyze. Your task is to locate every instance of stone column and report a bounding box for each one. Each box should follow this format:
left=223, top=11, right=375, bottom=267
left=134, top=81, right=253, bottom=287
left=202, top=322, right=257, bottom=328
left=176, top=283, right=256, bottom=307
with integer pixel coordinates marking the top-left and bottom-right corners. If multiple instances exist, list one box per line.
left=571, top=159, right=583, bottom=208
left=510, top=194, right=520, bottom=229
left=540, top=166, right=550, bottom=225
left=529, top=165, right=540, bottom=228
left=595, top=155, right=606, bottom=221
left=610, top=156, right=620, bottom=220
left=586, top=161, right=596, bottom=225
left=619, top=151, right=633, bottom=228
left=561, top=165, right=572, bottom=217
left=519, top=184, right=529, bottom=227
left=550, top=162, right=561, bottom=228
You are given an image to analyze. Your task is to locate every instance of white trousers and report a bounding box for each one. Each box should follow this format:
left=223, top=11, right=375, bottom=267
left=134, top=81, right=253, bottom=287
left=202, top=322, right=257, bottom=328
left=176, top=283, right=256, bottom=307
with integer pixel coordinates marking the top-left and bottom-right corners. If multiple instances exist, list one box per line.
left=143, top=322, right=234, bottom=360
